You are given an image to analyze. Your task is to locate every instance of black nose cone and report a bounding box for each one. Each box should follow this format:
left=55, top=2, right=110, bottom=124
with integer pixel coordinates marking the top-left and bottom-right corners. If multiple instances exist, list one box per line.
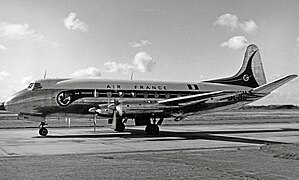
left=0, top=102, right=5, bottom=111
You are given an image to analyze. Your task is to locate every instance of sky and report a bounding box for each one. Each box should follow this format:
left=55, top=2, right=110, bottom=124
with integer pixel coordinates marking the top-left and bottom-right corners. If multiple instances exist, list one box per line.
left=0, top=0, right=298, bottom=105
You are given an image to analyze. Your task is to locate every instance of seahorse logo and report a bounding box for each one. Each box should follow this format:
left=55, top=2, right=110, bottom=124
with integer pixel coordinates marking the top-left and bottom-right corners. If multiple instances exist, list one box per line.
left=243, top=74, right=250, bottom=82
left=57, top=92, right=72, bottom=106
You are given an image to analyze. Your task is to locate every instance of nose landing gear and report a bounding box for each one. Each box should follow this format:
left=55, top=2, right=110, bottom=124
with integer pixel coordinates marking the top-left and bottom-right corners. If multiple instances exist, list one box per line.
left=38, top=122, right=48, bottom=136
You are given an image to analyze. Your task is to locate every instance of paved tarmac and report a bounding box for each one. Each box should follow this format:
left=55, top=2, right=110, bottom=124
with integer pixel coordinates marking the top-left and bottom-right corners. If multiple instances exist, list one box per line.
left=1, top=117, right=299, bottom=179
left=0, top=122, right=298, bottom=157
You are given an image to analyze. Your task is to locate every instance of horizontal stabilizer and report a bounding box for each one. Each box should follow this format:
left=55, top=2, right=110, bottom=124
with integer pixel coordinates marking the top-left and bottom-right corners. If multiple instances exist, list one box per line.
left=250, top=75, right=297, bottom=94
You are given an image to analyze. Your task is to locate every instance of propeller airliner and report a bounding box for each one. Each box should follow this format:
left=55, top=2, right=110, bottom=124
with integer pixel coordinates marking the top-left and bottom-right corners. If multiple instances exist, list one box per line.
left=0, top=44, right=297, bottom=136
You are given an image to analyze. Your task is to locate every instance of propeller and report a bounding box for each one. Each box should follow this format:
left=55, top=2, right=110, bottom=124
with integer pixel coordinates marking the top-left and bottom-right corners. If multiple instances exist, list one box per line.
left=109, top=100, right=123, bottom=130
left=93, top=114, right=97, bottom=132
left=88, top=107, right=99, bottom=132
left=108, top=86, right=124, bottom=130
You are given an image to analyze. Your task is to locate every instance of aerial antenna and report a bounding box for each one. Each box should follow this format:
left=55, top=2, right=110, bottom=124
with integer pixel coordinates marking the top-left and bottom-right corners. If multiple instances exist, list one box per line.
left=130, top=72, right=134, bottom=80
left=43, top=70, right=47, bottom=79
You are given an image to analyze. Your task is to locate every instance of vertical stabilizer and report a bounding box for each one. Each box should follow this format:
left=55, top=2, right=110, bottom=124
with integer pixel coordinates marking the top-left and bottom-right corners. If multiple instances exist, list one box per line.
left=205, top=44, right=267, bottom=88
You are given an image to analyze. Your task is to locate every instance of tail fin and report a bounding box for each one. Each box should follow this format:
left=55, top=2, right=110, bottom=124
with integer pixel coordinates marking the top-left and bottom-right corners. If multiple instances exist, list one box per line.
left=205, top=44, right=267, bottom=88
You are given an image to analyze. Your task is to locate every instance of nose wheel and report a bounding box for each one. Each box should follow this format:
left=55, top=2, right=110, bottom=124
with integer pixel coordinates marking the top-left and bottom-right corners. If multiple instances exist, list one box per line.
left=38, top=122, right=48, bottom=136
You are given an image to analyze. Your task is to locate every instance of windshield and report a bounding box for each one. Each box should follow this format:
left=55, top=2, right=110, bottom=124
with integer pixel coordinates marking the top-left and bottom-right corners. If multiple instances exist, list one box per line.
left=27, top=82, right=42, bottom=90
left=27, top=83, right=34, bottom=89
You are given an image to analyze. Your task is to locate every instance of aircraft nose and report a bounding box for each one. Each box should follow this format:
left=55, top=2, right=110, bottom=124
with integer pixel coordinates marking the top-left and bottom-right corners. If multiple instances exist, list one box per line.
left=3, top=96, right=14, bottom=112
left=0, top=102, right=5, bottom=111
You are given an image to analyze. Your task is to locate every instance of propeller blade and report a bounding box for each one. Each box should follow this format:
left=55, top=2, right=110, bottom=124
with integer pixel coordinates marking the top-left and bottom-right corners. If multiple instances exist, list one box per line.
left=111, top=110, right=117, bottom=129
left=116, top=104, right=123, bottom=117
left=93, top=114, right=97, bottom=132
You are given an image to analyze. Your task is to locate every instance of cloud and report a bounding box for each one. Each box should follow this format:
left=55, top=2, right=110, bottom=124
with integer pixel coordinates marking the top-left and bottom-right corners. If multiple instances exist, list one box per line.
left=0, top=44, right=6, bottom=50
left=22, top=76, right=33, bottom=84
left=214, top=13, right=257, bottom=33
left=0, top=22, right=34, bottom=39
left=71, top=67, right=101, bottom=78
left=239, top=20, right=258, bottom=33
left=221, top=36, right=249, bottom=50
left=133, top=51, right=155, bottom=72
left=0, top=71, right=10, bottom=80
left=104, top=51, right=156, bottom=73
left=103, top=62, right=134, bottom=73
left=0, top=22, right=57, bottom=47
left=296, top=37, right=299, bottom=47
left=129, top=40, right=152, bottom=48
left=214, top=14, right=238, bottom=29
left=64, top=13, right=88, bottom=32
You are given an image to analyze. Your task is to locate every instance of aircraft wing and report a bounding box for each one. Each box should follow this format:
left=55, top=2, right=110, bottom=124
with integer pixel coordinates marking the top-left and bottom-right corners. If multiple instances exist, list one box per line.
left=158, top=91, right=240, bottom=106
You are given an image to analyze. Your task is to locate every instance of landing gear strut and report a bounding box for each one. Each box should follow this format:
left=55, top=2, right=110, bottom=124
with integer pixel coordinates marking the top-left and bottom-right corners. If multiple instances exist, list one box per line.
left=38, top=122, right=48, bottom=136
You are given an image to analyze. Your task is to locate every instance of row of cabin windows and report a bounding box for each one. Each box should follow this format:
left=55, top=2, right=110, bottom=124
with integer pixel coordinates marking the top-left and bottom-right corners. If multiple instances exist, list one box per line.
left=100, top=91, right=186, bottom=99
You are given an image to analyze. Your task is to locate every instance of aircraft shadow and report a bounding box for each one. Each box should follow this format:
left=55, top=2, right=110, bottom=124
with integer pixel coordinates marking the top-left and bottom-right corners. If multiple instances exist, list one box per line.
left=34, top=128, right=299, bottom=145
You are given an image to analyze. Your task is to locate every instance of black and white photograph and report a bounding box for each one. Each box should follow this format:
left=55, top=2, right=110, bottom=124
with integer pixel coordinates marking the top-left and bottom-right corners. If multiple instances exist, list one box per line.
left=0, top=0, right=298, bottom=179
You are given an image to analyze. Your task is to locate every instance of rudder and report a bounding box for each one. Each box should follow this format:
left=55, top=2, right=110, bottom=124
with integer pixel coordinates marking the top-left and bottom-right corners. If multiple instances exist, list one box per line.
left=205, top=44, right=267, bottom=88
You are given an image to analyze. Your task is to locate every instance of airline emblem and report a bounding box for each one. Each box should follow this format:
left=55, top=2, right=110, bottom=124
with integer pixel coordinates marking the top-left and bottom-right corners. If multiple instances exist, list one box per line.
left=57, top=92, right=72, bottom=106
left=243, top=74, right=250, bottom=82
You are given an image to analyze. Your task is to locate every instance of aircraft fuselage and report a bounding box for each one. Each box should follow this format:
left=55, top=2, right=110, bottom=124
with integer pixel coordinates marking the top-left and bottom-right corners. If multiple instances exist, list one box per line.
left=4, top=78, right=259, bottom=121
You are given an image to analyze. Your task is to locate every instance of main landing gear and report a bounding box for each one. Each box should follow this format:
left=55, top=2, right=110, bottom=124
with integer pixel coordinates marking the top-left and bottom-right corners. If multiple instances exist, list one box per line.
left=145, top=118, right=163, bottom=135
left=38, top=122, right=48, bottom=136
left=114, top=117, right=126, bottom=132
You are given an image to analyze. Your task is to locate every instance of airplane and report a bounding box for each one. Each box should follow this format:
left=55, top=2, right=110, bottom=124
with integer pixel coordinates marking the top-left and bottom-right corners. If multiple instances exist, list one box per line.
left=0, top=44, right=297, bottom=136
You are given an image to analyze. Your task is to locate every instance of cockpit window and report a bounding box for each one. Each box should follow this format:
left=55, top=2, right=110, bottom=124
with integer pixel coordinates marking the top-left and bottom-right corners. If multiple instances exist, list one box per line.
left=27, top=83, right=34, bottom=89
left=27, top=82, right=42, bottom=90
left=33, top=83, right=42, bottom=90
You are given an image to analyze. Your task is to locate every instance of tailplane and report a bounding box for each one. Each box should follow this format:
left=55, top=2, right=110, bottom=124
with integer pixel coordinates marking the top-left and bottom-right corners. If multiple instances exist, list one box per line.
left=205, top=44, right=267, bottom=88
left=251, top=75, right=297, bottom=94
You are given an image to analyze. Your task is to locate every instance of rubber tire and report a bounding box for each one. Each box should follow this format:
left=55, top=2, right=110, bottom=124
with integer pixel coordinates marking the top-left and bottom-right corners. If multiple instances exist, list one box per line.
left=115, top=123, right=125, bottom=132
left=145, top=124, right=153, bottom=135
left=39, top=127, right=48, bottom=136
left=145, top=124, right=159, bottom=135
left=151, top=125, right=159, bottom=135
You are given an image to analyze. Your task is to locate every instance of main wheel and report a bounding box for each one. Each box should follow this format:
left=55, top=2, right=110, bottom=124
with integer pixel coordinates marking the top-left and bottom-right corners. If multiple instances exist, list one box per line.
left=115, top=123, right=125, bottom=132
left=145, top=124, right=159, bottom=135
left=151, top=125, right=159, bottom=135
left=39, top=127, right=48, bottom=136
left=145, top=124, right=154, bottom=135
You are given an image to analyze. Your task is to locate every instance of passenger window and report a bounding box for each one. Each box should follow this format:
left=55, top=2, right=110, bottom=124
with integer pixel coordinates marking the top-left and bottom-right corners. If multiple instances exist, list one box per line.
left=154, top=92, right=159, bottom=98
left=107, top=92, right=112, bottom=98
left=165, top=93, right=170, bottom=98
left=131, top=92, right=136, bottom=98
left=119, top=92, right=124, bottom=97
